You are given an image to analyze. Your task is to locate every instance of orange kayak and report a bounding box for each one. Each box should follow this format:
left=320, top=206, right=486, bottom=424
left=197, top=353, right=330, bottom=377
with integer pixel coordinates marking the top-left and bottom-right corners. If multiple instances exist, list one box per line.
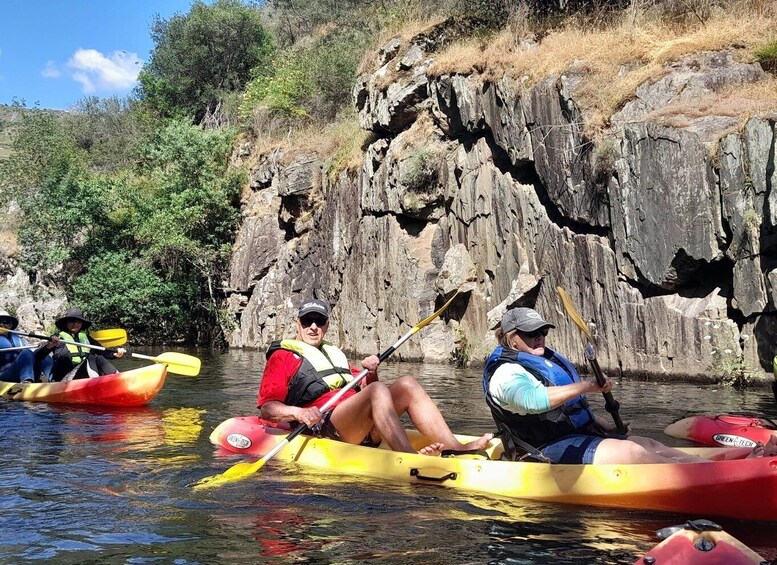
left=0, top=364, right=167, bottom=406
left=635, top=519, right=767, bottom=564
left=664, top=415, right=777, bottom=448
left=209, top=416, right=777, bottom=522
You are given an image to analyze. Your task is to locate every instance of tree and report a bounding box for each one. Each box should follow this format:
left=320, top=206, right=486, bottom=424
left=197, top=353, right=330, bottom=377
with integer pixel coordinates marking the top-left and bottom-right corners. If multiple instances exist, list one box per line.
left=138, top=0, right=274, bottom=122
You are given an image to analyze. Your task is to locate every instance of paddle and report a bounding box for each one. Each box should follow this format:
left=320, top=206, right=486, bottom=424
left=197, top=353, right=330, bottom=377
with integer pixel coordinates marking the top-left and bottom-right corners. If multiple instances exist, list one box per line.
left=193, top=291, right=462, bottom=491
left=556, top=286, right=626, bottom=434
left=0, top=345, right=39, bottom=353
left=0, top=326, right=126, bottom=347
left=0, top=328, right=201, bottom=376
left=89, top=328, right=127, bottom=347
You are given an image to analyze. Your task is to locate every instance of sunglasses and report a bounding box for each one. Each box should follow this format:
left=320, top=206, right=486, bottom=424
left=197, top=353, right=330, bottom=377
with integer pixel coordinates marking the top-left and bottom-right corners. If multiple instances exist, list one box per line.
left=300, top=315, right=329, bottom=328
left=521, top=328, right=549, bottom=339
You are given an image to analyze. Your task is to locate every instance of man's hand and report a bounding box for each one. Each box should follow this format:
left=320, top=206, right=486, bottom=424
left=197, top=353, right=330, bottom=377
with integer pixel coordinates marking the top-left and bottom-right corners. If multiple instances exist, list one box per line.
left=114, top=347, right=126, bottom=358
left=46, top=335, right=61, bottom=350
left=294, top=406, right=323, bottom=428
left=361, top=355, right=379, bottom=373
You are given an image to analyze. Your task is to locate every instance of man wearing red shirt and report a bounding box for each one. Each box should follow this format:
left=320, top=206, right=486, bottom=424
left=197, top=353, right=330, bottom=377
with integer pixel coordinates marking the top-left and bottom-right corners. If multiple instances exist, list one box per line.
left=258, top=298, right=492, bottom=455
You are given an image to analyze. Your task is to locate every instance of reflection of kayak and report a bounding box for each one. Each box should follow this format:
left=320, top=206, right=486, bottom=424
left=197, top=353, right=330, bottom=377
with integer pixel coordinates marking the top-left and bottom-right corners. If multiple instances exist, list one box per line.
left=635, top=519, right=766, bottom=564
left=210, top=416, right=777, bottom=522
left=0, top=365, right=167, bottom=407
left=664, top=415, right=777, bottom=448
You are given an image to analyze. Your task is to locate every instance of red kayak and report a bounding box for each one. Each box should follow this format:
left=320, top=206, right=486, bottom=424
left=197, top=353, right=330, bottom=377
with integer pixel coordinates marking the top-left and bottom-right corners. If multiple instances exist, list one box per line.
left=635, top=519, right=767, bottom=564
left=664, top=415, right=777, bottom=448
left=0, top=364, right=167, bottom=407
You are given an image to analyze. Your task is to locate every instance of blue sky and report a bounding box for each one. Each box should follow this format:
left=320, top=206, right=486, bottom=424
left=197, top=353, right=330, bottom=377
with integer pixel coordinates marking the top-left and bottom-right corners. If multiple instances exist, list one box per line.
left=0, top=1, right=199, bottom=110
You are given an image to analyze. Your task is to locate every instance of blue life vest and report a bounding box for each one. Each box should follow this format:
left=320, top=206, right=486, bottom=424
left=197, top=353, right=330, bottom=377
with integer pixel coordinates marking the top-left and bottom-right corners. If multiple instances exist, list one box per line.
left=483, top=345, right=595, bottom=457
left=0, top=334, right=25, bottom=368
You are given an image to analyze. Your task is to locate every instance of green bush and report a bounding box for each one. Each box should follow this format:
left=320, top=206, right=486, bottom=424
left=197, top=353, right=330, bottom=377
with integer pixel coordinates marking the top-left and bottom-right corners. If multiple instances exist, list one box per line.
left=71, top=251, right=191, bottom=341
left=756, top=40, right=777, bottom=72
left=138, top=0, right=274, bottom=123
left=242, top=56, right=311, bottom=119
left=241, top=26, right=372, bottom=125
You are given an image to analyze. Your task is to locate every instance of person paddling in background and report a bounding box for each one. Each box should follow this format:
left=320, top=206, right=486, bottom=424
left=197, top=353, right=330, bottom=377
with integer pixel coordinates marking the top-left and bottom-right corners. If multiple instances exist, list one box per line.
left=483, top=306, right=777, bottom=463
left=0, top=310, right=58, bottom=383
left=258, top=298, right=492, bottom=455
left=50, top=308, right=125, bottom=382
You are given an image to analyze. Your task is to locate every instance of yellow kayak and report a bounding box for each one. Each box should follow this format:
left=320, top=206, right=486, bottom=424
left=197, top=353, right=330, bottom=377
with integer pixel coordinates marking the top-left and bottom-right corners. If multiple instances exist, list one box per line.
left=210, top=416, right=777, bottom=522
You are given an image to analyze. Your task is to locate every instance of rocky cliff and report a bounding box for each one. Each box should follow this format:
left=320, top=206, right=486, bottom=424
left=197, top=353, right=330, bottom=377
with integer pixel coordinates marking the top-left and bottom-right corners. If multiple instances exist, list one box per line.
left=226, top=21, right=777, bottom=382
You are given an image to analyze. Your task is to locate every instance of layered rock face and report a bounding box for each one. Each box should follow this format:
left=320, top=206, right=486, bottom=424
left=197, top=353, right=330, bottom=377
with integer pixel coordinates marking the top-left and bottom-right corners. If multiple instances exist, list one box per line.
left=226, top=23, right=777, bottom=382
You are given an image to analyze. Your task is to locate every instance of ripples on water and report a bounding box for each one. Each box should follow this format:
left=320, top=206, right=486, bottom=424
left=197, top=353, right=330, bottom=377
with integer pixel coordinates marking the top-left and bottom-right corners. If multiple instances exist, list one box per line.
left=2, top=349, right=776, bottom=563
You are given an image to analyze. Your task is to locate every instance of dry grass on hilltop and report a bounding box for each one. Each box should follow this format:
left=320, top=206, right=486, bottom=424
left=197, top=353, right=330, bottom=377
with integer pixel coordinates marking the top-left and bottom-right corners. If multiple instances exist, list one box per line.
left=429, top=0, right=777, bottom=133
left=240, top=108, right=372, bottom=184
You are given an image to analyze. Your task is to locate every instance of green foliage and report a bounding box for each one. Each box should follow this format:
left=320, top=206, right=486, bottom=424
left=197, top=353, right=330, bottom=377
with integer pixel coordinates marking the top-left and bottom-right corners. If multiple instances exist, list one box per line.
left=1, top=110, right=84, bottom=191
left=755, top=39, right=777, bottom=72
left=71, top=251, right=192, bottom=341
left=138, top=0, right=274, bottom=122
left=5, top=110, right=241, bottom=343
left=242, top=56, right=311, bottom=119
left=242, top=26, right=372, bottom=124
left=66, top=96, right=154, bottom=172
left=131, top=120, right=242, bottom=340
left=263, top=0, right=377, bottom=47
left=17, top=175, right=119, bottom=274
left=400, top=147, right=442, bottom=190
left=709, top=348, right=758, bottom=388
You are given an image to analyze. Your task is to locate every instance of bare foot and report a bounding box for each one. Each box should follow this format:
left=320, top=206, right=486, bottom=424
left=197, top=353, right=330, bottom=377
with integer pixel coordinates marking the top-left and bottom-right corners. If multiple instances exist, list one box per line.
left=454, top=433, right=494, bottom=452
left=747, top=442, right=765, bottom=459
left=746, top=436, right=777, bottom=458
left=764, top=435, right=777, bottom=456
left=418, top=442, right=445, bottom=456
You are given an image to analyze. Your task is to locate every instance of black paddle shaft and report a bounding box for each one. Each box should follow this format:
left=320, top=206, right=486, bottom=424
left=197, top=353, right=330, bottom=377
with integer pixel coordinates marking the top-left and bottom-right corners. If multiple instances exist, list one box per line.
left=585, top=344, right=627, bottom=434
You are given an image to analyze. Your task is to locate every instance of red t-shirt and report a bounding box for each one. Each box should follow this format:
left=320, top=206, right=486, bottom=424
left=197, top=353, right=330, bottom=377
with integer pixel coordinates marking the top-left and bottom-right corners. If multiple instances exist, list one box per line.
left=257, top=349, right=360, bottom=410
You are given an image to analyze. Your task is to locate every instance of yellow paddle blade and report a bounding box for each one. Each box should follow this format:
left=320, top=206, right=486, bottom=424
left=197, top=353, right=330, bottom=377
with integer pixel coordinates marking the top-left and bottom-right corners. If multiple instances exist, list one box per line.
left=412, top=290, right=460, bottom=334
left=193, top=458, right=267, bottom=490
left=141, top=352, right=201, bottom=376
left=155, top=352, right=201, bottom=376
left=90, top=328, right=127, bottom=347
left=556, top=287, right=592, bottom=339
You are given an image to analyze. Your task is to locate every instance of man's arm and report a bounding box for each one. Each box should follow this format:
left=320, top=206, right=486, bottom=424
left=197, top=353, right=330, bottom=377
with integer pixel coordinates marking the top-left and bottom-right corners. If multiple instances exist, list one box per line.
left=258, top=349, right=325, bottom=426
left=261, top=400, right=322, bottom=428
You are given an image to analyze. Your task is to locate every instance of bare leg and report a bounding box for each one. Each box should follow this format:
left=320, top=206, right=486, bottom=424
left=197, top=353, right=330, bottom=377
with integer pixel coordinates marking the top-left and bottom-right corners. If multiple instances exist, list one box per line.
left=592, top=437, right=705, bottom=464
left=385, top=376, right=492, bottom=452
left=329, top=381, right=417, bottom=453
left=593, top=435, right=773, bottom=465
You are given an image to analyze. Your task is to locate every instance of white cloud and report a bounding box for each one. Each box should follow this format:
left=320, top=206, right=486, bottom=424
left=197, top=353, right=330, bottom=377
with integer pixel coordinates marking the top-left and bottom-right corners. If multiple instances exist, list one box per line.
left=67, top=48, right=143, bottom=94
left=41, top=60, right=61, bottom=78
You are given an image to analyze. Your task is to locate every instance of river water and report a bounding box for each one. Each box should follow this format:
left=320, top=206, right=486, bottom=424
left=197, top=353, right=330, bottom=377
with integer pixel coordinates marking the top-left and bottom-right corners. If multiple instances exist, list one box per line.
left=2, top=349, right=776, bottom=564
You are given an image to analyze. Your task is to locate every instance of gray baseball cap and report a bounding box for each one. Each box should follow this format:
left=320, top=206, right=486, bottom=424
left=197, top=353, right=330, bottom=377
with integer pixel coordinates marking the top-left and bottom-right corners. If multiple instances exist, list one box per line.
left=298, top=298, right=330, bottom=319
left=501, top=307, right=555, bottom=334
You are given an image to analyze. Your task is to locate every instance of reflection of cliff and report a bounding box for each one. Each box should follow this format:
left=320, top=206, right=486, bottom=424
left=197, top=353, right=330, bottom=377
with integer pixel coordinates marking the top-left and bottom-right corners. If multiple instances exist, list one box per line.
left=225, top=23, right=777, bottom=382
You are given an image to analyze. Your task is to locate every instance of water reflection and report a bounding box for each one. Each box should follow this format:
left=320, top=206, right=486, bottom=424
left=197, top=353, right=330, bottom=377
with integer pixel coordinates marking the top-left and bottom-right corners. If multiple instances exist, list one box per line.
left=1, top=350, right=776, bottom=563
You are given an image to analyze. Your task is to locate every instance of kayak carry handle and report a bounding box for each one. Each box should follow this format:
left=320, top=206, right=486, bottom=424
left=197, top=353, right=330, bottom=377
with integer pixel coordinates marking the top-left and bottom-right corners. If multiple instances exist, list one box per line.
left=410, top=468, right=458, bottom=482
